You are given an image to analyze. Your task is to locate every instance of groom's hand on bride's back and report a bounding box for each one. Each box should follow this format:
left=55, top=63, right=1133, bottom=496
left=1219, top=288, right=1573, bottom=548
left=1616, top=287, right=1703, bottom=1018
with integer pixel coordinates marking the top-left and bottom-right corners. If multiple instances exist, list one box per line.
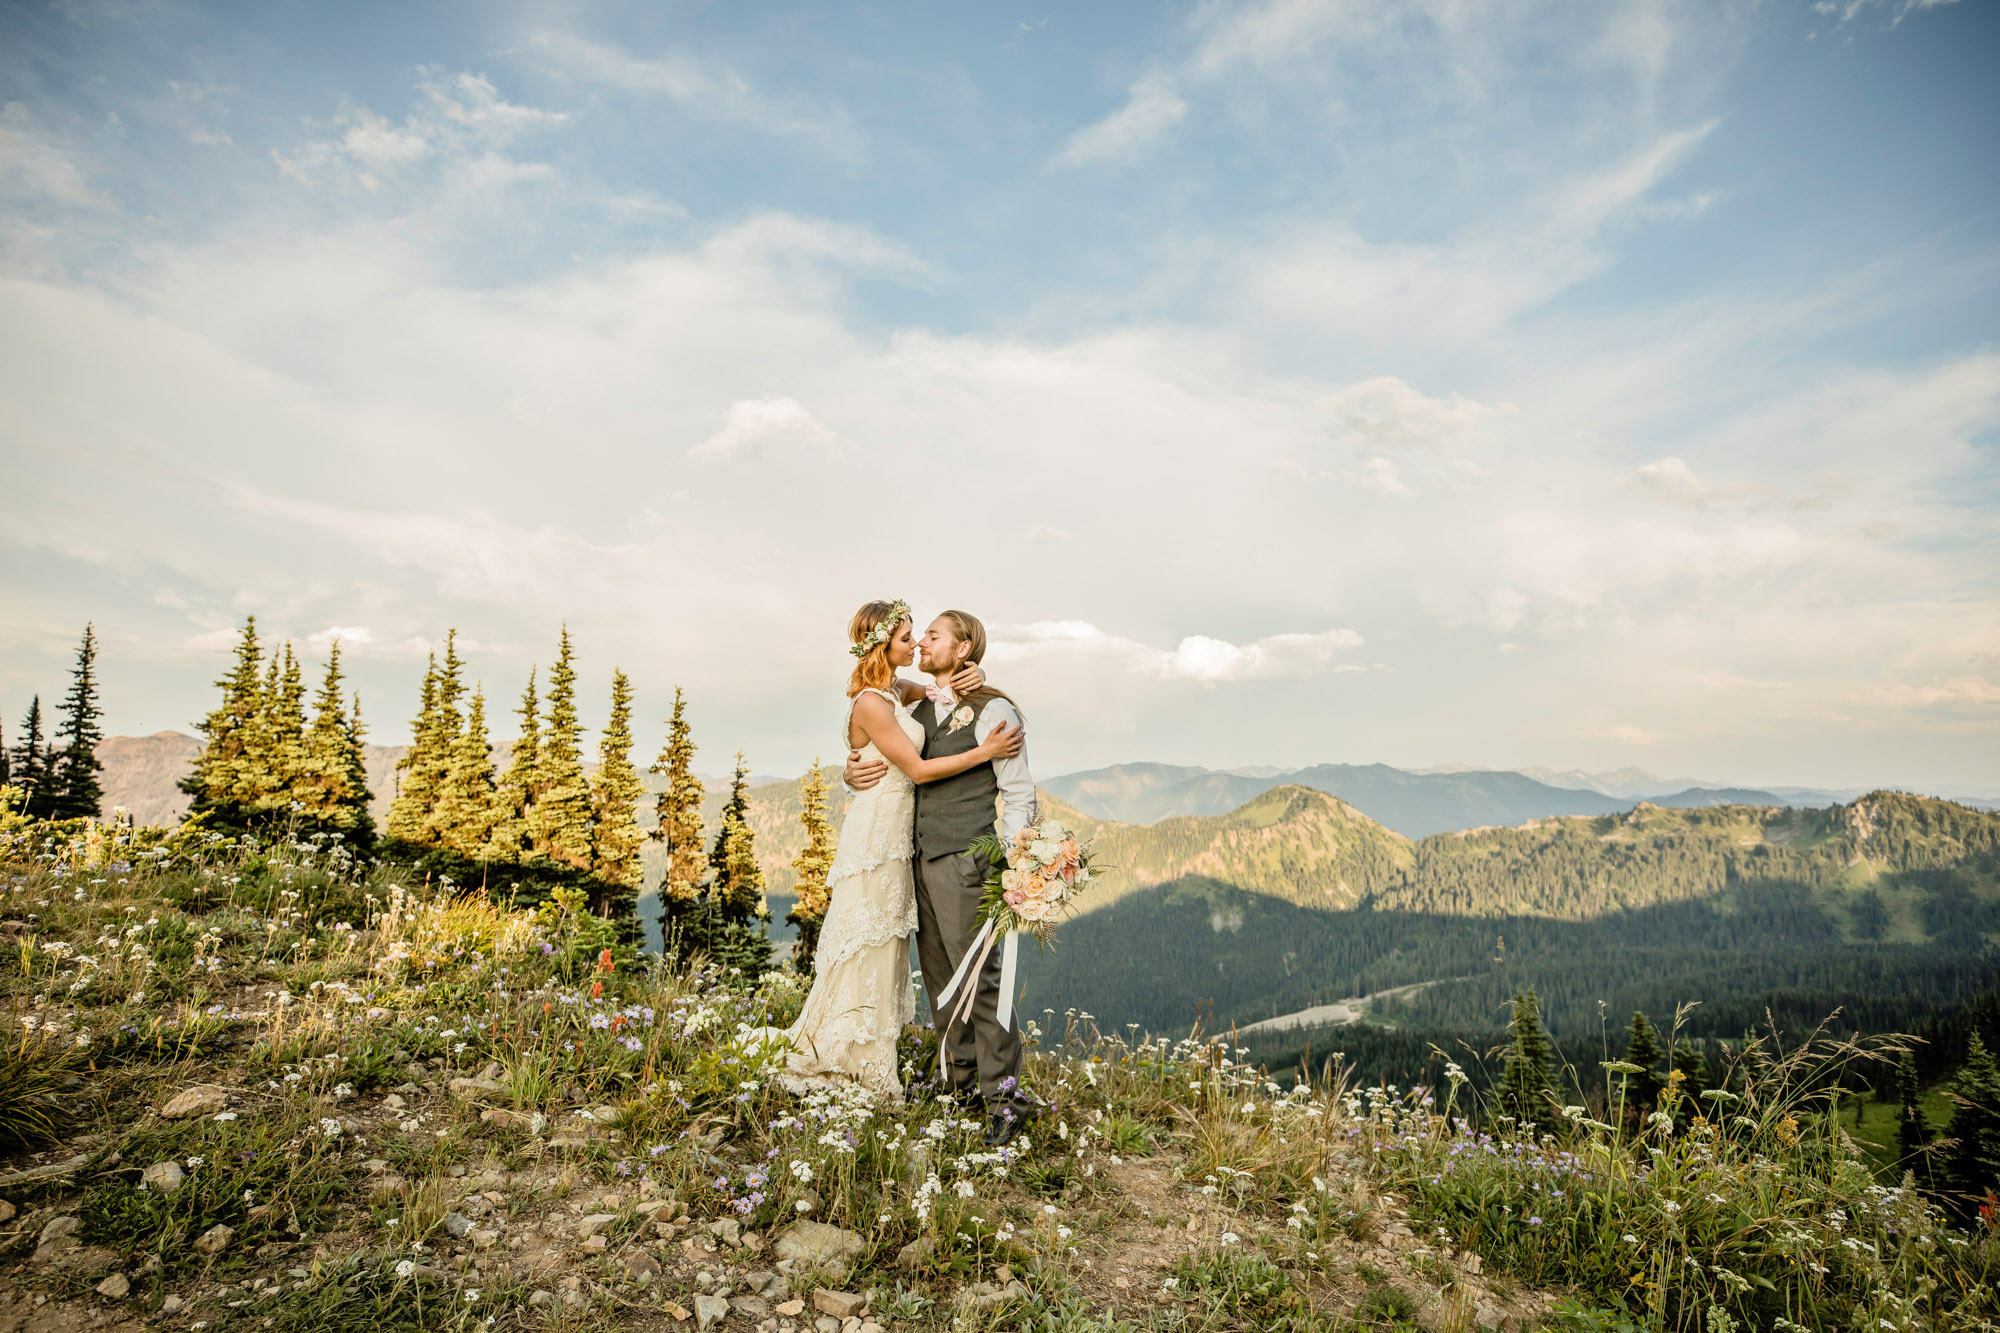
left=845, top=750, right=889, bottom=791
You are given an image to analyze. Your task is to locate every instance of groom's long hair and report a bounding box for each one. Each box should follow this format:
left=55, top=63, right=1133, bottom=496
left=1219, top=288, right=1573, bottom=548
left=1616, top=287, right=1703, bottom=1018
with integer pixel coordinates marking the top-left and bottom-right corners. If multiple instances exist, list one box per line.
left=847, top=600, right=904, bottom=699
left=937, top=609, right=1022, bottom=717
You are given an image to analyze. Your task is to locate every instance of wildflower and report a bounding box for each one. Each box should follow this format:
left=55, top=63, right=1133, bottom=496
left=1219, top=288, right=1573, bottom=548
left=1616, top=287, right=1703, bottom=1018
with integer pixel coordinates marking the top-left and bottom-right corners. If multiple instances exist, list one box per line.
left=213, top=1111, right=237, bottom=1122
left=790, top=1160, right=813, bottom=1183
left=394, top=1260, right=416, bottom=1279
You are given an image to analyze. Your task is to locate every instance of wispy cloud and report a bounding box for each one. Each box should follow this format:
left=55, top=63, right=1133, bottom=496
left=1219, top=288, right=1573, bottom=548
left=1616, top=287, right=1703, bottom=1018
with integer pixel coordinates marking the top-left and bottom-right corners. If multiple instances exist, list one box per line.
left=0, top=104, right=107, bottom=207
left=689, top=397, right=844, bottom=463
left=1052, top=76, right=1186, bottom=167
left=992, top=622, right=1364, bottom=683
left=271, top=72, right=564, bottom=190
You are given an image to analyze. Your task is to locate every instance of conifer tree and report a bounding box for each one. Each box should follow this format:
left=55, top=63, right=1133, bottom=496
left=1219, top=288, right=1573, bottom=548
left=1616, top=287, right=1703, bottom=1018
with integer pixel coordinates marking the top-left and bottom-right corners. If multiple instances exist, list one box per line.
left=46, top=624, right=106, bottom=820
left=1943, top=1031, right=2000, bottom=1209
left=717, top=807, right=768, bottom=921
left=591, top=670, right=645, bottom=916
left=418, top=631, right=467, bottom=845
left=261, top=643, right=308, bottom=816
left=1897, top=1050, right=1934, bottom=1178
left=182, top=617, right=264, bottom=828
left=787, top=761, right=837, bottom=973
left=487, top=668, right=540, bottom=863
left=1622, top=1011, right=1667, bottom=1115
left=388, top=651, right=441, bottom=845
left=297, top=639, right=375, bottom=846
left=709, top=752, right=755, bottom=895
left=528, top=628, right=592, bottom=870
left=1501, top=987, right=1554, bottom=1125
left=649, top=687, right=705, bottom=904
left=434, top=687, right=500, bottom=861
left=345, top=691, right=375, bottom=841
left=11, top=697, right=51, bottom=819
left=0, top=716, right=9, bottom=792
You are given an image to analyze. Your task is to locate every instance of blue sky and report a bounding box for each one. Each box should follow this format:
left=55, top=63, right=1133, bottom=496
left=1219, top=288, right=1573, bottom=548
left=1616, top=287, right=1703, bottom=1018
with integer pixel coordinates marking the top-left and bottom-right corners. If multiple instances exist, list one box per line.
left=1, top=0, right=1996, bottom=791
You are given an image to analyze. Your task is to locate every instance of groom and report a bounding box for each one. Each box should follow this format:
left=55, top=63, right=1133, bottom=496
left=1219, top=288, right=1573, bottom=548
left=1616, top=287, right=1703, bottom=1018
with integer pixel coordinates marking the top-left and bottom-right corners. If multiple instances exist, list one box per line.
left=845, top=609, right=1039, bottom=1146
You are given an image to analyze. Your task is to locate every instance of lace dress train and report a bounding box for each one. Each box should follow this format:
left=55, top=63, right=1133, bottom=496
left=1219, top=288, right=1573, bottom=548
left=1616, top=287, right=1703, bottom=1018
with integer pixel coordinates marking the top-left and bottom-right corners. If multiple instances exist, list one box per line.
left=778, top=690, right=920, bottom=1100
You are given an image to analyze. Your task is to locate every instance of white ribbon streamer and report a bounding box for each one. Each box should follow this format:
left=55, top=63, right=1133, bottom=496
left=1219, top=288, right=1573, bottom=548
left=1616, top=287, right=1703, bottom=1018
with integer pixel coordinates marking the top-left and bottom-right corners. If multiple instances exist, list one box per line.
left=934, top=918, right=994, bottom=1011
left=996, top=930, right=1018, bottom=1032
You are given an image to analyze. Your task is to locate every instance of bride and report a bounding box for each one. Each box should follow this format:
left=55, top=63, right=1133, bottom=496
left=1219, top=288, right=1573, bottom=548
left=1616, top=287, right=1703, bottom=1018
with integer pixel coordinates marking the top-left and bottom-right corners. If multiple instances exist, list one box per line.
left=773, top=599, right=1022, bottom=1100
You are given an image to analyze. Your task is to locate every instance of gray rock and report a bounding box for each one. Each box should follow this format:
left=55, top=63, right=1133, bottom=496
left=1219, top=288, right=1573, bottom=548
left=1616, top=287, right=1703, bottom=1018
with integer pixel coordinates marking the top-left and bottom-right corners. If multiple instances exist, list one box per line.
left=624, top=1251, right=660, bottom=1283
left=814, top=1318, right=840, bottom=1333
left=447, top=1077, right=503, bottom=1097
left=694, top=1292, right=731, bottom=1330
left=812, top=1288, right=866, bottom=1319
left=743, top=1269, right=783, bottom=1297
left=38, top=1215, right=81, bottom=1246
left=528, top=1290, right=554, bottom=1308
left=731, top=1295, right=772, bottom=1318
left=896, top=1235, right=936, bottom=1269
left=161, top=1295, right=184, bottom=1313
left=94, top=1272, right=129, bottom=1299
left=773, top=1221, right=866, bottom=1270
left=193, top=1223, right=235, bottom=1255
left=442, top=1212, right=473, bottom=1238
left=705, top=1217, right=741, bottom=1247
left=0, top=1199, right=14, bottom=1222
left=577, top=1212, right=619, bottom=1239
left=159, top=1084, right=229, bottom=1119
left=141, top=1161, right=184, bottom=1193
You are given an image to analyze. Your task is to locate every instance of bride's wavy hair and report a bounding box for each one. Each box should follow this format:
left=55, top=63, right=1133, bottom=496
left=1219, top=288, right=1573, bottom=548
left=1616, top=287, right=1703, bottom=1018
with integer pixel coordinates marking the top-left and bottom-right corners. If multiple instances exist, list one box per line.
left=935, top=609, right=1021, bottom=716
left=847, top=600, right=907, bottom=699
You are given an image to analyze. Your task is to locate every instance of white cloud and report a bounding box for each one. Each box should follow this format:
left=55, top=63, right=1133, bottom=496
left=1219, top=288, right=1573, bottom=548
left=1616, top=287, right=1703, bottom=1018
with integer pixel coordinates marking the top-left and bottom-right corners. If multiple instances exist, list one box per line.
left=689, top=397, right=844, bottom=463
left=1052, top=77, right=1187, bottom=167
left=0, top=105, right=106, bottom=207
left=992, top=622, right=1364, bottom=683
left=307, top=625, right=374, bottom=650
left=1354, top=457, right=1411, bottom=497
left=1591, top=724, right=1661, bottom=744
left=1326, top=377, right=1500, bottom=449
left=1634, top=458, right=1777, bottom=509
left=1024, top=523, right=1071, bottom=543
left=1811, top=0, right=1960, bottom=29
left=272, top=72, right=564, bottom=188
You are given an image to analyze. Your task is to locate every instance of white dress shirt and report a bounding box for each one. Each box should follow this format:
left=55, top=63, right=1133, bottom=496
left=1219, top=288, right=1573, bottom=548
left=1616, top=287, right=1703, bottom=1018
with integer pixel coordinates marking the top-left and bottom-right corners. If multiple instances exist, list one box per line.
left=928, top=690, right=1037, bottom=843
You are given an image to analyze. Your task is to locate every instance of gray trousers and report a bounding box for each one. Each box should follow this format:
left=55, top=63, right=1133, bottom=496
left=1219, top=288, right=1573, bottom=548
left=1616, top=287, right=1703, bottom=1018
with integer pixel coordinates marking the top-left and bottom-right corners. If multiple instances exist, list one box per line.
left=913, top=845, right=1027, bottom=1110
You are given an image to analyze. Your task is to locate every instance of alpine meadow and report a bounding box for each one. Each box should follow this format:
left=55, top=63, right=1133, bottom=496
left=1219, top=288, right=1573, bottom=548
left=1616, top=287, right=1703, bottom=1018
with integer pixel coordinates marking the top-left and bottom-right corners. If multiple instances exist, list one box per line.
left=4, top=2, right=2000, bottom=1333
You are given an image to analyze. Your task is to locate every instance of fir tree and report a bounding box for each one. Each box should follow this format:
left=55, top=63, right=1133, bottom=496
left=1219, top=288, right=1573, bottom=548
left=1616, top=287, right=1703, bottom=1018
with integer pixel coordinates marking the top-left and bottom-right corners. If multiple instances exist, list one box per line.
left=420, top=631, right=467, bottom=846
left=1672, top=1041, right=1710, bottom=1100
left=182, top=617, right=263, bottom=828
left=787, top=761, right=837, bottom=973
left=590, top=670, right=645, bottom=918
left=297, top=639, right=375, bottom=846
left=1501, top=987, right=1554, bottom=1125
left=261, top=643, right=308, bottom=816
left=1897, top=1050, right=1934, bottom=1178
left=434, top=687, right=500, bottom=861
left=709, top=752, right=755, bottom=898
left=487, top=668, right=540, bottom=863
left=528, top=627, right=592, bottom=870
left=649, top=687, right=705, bottom=904
left=717, top=808, right=768, bottom=921
left=46, top=623, right=106, bottom=820
left=0, top=715, right=9, bottom=791
left=387, top=651, right=441, bottom=845
left=1622, top=1010, right=1667, bottom=1116
left=345, top=692, right=375, bottom=845
left=1943, top=1031, right=2000, bottom=1210
left=11, top=697, right=51, bottom=819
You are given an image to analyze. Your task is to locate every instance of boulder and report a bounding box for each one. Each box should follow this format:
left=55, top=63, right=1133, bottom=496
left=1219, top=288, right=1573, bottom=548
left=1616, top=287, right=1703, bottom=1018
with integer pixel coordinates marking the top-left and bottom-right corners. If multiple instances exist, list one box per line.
left=693, top=1292, right=731, bottom=1330
left=773, top=1221, right=866, bottom=1271
left=159, top=1084, right=228, bottom=1119
left=813, top=1288, right=866, bottom=1319
left=140, top=1161, right=185, bottom=1193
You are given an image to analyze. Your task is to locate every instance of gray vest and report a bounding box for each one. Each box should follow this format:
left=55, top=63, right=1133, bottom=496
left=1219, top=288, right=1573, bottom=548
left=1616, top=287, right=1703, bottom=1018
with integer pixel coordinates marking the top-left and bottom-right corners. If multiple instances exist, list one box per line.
left=913, top=697, right=1000, bottom=856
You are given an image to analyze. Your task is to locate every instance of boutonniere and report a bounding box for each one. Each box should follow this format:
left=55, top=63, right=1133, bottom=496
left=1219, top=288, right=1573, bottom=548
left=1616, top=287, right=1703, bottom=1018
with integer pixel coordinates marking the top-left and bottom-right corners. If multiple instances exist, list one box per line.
left=947, top=704, right=975, bottom=734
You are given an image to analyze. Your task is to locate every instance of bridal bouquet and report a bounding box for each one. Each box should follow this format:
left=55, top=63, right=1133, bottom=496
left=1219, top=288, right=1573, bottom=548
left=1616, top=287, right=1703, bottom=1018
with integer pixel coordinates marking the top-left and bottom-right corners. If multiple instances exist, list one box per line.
left=971, top=817, right=1100, bottom=945
left=933, top=816, right=1101, bottom=1037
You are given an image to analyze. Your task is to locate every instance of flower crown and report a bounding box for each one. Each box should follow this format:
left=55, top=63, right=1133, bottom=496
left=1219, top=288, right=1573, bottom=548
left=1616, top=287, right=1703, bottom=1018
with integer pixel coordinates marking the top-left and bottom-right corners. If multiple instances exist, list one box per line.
left=850, top=599, right=912, bottom=658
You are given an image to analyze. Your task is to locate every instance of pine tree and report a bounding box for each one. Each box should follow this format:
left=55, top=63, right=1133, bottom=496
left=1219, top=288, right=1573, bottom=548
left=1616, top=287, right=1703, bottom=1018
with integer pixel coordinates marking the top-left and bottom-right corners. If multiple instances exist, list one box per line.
left=591, top=669, right=645, bottom=918
left=528, top=627, right=592, bottom=870
left=649, top=687, right=705, bottom=904
left=434, top=687, right=500, bottom=860
left=487, top=668, right=540, bottom=864
left=709, top=752, right=755, bottom=896
left=387, top=652, right=442, bottom=845
left=1622, top=1011, right=1667, bottom=1116
left=1501, top=987, right=1554, bottom=1125
left=344, top=691, right=376, bottom=847
left=260, top=642, right=308, bottom=816
left=11, top=697, right=51, bottom=819
left=1672, top=1041, right=1710, bottom=1100
left=421, top=631, right=467, bottom=846
left=1943, top=1031, right=2000, bottom=1210
left=0, top=715, right=10, bottom=792
left=46, top=624, right=106, bottom=820
left=788, top=761, right=837, bottom=973
left=717, top=808, right=768, bottom=921
left=1897, top=1050, right=1934, bottom=1179
left=296, top=639, right=375, bottom=846
left=182, top=617, right=263, bottom=828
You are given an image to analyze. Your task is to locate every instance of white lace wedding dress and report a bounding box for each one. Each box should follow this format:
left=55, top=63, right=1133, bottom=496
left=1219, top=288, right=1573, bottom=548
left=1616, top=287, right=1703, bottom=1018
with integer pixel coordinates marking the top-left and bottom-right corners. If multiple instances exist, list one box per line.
left=776, top=688, right=920, bottom=1100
